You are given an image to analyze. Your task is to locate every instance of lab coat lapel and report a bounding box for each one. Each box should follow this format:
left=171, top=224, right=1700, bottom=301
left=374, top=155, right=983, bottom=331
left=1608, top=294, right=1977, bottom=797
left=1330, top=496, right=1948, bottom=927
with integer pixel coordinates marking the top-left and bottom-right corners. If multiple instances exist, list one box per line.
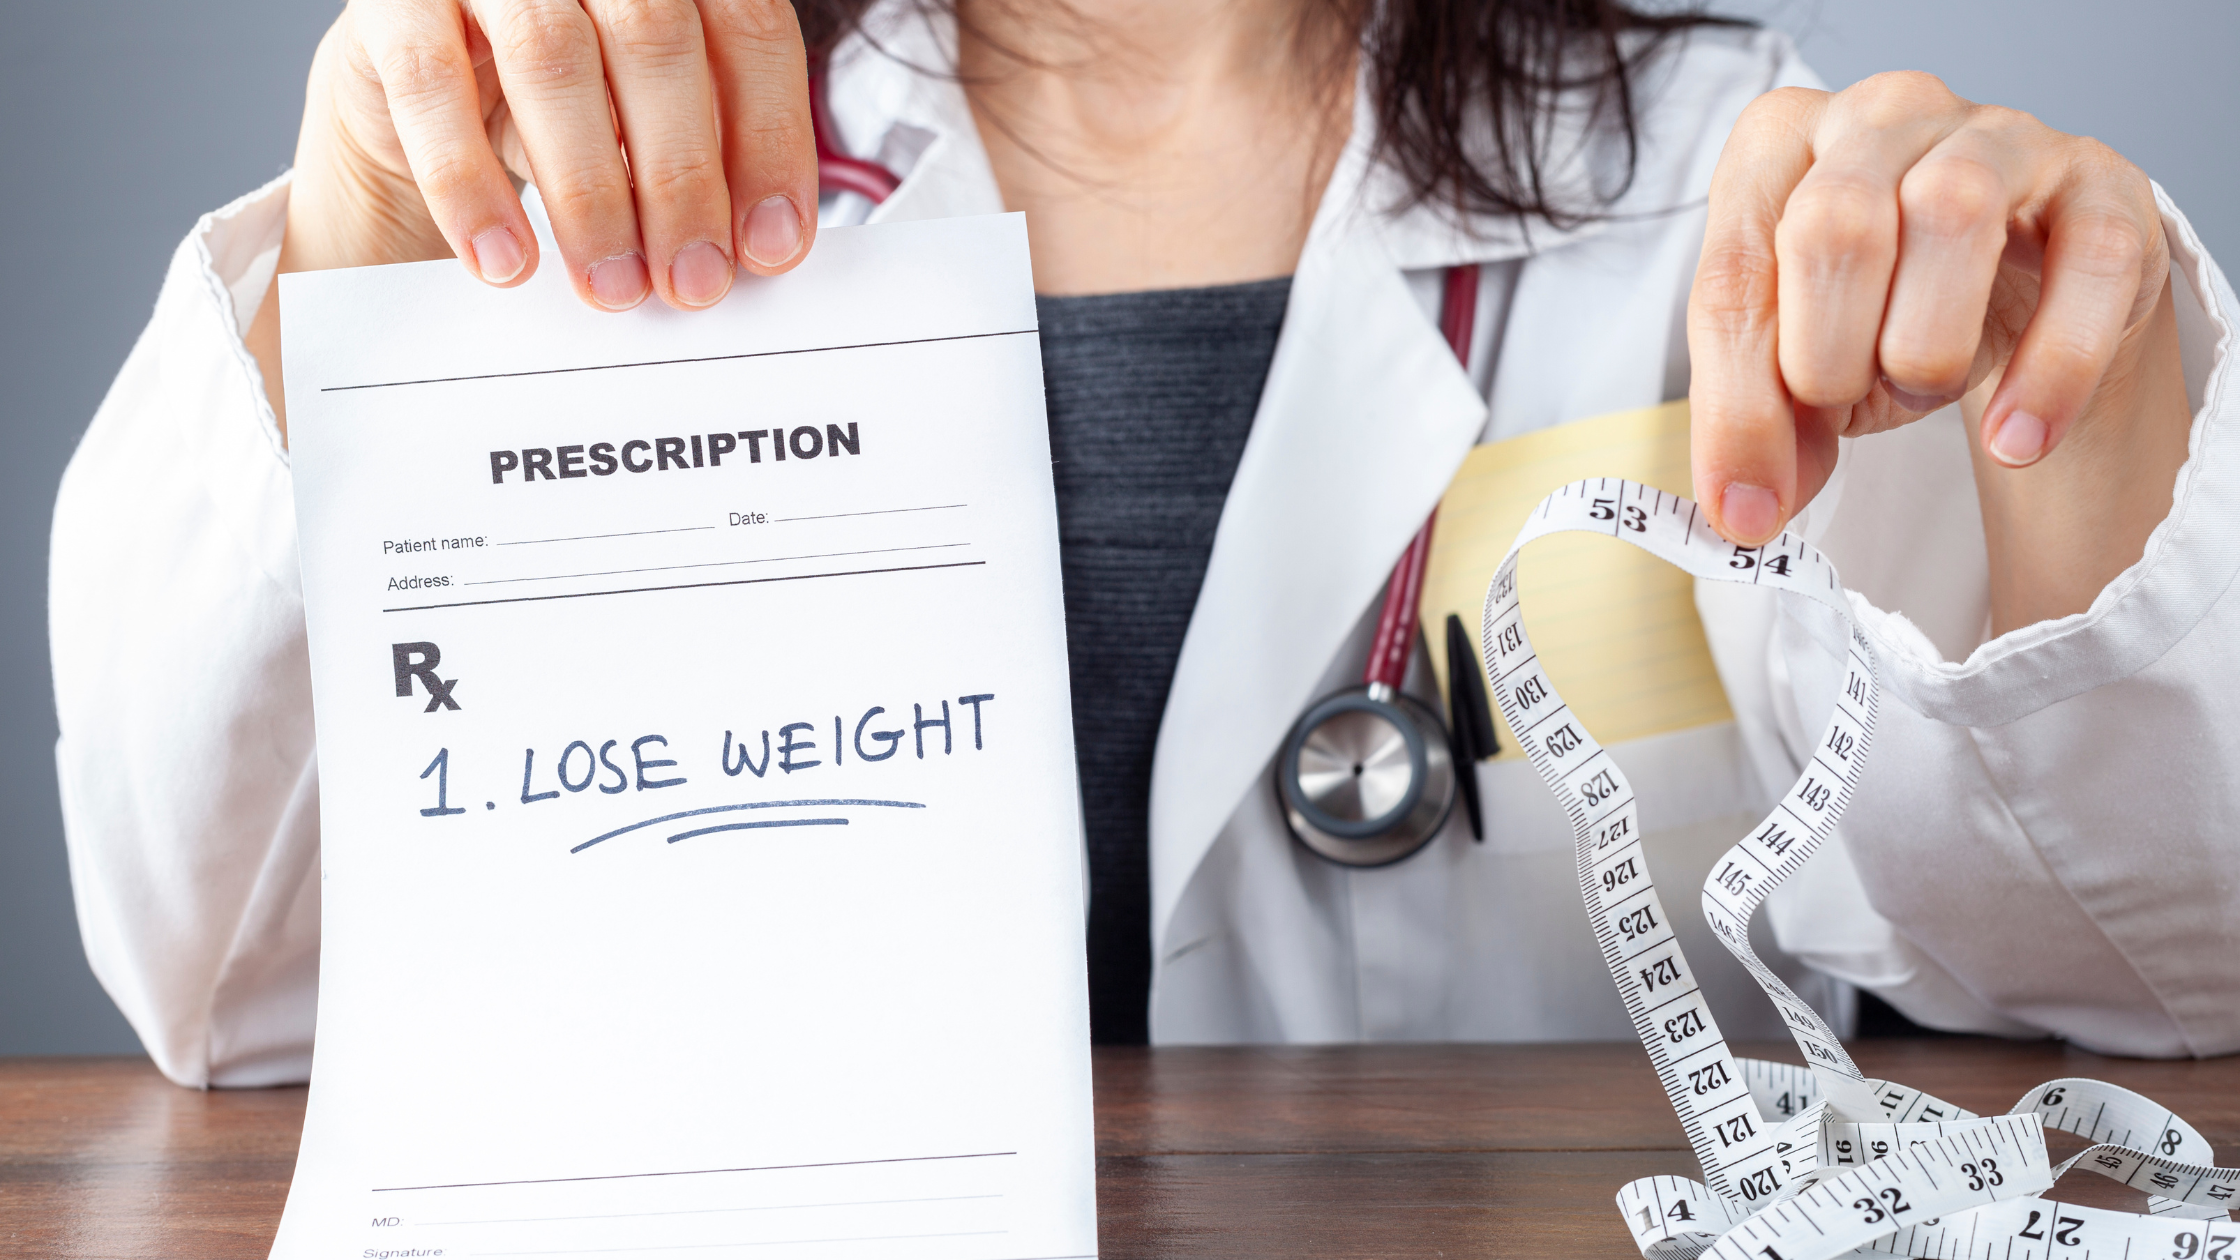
left=820, top=14, right=1611, bottom=953
left=1141, top=58, right=1634, bottom=949
left=827, top=9, right=1006, bottom=225
left=1145, top=132, right=1502, bottom=951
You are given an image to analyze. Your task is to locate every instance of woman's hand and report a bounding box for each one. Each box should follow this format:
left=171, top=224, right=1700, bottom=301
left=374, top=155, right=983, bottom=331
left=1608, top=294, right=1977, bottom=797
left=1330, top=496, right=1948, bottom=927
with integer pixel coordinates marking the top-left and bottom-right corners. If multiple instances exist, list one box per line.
left=251, top=0, right=820, bottom=432
left=1686, top=71, right=2192, bottom=606
left=292, top=0, right=817, bottom=304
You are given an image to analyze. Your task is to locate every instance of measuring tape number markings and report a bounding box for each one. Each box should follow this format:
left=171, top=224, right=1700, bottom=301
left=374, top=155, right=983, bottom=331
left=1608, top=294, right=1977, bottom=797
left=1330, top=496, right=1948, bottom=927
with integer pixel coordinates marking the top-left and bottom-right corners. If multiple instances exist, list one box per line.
left=1480, top=479, right=2239, bottom=1260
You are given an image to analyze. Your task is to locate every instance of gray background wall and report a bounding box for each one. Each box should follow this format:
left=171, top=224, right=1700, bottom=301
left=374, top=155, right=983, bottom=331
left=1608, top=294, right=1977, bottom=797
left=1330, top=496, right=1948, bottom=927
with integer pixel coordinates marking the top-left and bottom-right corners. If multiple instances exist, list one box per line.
left=3, top=0, right=2233, bottom=1057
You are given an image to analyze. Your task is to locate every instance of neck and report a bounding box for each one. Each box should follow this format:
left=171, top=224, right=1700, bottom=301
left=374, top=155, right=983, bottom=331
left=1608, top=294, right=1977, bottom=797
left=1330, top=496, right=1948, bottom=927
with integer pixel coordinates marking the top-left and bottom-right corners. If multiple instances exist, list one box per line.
left=956, top=0, right=1355, bottom=295
left=959, top=0, right=1338, bottom=125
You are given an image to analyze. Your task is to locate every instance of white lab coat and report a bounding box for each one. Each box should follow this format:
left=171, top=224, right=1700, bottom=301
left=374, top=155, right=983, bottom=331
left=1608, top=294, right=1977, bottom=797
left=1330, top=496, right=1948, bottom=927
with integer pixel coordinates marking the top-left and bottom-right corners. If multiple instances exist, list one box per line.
left=49, top=12, right=2240, bottom=1089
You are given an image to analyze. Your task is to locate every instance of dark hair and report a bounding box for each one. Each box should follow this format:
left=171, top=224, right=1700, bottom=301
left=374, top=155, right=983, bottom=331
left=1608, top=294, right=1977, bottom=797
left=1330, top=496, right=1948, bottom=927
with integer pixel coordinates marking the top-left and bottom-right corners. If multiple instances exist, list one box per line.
left=795, top=0, right=1744, bottom=229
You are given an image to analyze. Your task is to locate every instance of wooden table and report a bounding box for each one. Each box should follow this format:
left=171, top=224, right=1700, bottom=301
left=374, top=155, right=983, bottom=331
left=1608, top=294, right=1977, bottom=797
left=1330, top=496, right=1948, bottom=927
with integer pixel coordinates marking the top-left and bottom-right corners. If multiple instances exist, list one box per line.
left=4, top=1041, right=2234, bottom=1258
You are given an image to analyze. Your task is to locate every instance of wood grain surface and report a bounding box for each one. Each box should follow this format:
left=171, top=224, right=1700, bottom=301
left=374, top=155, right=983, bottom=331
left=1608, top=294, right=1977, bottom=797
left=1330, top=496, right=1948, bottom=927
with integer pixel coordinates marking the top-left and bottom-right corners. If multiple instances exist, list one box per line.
left=3, top=1041, right=2233, bottom=1258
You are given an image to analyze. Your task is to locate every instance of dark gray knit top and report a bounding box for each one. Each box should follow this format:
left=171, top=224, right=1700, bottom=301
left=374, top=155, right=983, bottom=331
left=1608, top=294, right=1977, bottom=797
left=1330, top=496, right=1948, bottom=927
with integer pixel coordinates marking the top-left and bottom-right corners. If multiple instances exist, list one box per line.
left=1037, top=276, right=1291, bottom=1045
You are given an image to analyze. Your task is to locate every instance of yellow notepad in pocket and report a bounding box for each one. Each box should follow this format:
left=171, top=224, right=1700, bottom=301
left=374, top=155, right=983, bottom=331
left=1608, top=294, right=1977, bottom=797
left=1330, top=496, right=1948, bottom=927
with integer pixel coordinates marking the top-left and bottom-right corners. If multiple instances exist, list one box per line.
left=1421, top=401, right=1733, bottom=761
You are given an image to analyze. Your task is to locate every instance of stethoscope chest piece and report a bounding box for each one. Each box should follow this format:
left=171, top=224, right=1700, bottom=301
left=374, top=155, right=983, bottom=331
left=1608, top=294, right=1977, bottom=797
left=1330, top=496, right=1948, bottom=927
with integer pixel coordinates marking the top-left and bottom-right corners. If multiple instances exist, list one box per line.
left=1279, top=684, right=1456, bottom=867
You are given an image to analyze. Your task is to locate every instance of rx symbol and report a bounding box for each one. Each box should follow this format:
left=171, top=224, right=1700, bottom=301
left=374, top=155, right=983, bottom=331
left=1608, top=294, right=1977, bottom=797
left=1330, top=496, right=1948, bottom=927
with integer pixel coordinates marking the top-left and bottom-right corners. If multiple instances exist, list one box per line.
left=392, top=642, right=460, bottom=712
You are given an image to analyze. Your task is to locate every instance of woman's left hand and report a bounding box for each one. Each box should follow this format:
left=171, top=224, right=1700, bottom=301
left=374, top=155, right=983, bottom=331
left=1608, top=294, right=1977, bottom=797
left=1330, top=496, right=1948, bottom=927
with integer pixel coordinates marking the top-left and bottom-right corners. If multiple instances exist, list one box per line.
left=1687, top=71, right=2183, bottom=546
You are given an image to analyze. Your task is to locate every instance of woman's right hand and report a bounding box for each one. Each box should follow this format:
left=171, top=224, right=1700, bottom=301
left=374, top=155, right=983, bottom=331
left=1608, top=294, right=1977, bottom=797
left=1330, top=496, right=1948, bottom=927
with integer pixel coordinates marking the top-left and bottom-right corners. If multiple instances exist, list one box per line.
left=280, top=0, right=820, bottom=312
left=251, top=0, right=821, bottom=433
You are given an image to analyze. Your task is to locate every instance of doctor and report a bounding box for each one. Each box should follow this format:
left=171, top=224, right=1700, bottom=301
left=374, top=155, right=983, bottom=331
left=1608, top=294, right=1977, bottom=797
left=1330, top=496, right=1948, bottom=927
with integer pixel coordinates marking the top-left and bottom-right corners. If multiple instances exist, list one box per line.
left=49, top=0, right=2240, bottom=1087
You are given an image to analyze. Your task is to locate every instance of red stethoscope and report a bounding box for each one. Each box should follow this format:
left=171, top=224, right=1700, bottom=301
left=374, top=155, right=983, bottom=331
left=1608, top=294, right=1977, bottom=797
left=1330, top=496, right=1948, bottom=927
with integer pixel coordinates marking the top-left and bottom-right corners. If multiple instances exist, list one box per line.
left=1273, top=266, right=1495, bottom=868
left=812, top=77, right=1494, bottom=869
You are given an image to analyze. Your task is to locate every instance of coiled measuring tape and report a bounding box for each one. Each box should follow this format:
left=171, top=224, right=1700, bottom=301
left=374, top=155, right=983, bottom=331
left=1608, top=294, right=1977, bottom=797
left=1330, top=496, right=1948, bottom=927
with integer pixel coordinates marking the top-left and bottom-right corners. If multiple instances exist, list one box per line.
left=1480, top=478, right=2239, bottom=1260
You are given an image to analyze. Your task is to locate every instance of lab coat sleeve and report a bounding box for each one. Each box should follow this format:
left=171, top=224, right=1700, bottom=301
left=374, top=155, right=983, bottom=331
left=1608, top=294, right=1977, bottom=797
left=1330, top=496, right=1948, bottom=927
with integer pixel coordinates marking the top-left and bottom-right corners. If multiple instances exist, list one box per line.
left=49, top=173, right=322, bottom=1088
left=1726, top=187, right=2240, bottom=1058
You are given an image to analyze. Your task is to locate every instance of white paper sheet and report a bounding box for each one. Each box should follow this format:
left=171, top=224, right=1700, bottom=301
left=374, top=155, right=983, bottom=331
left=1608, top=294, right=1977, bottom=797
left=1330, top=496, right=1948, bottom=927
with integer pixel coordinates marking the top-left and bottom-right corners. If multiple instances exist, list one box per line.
left=273, top=213, right=1096, bottom=1260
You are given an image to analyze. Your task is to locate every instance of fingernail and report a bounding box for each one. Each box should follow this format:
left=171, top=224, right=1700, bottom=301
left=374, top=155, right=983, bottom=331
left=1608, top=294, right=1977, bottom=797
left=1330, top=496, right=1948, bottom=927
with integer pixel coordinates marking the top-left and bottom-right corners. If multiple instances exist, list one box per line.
left=471, top=227, right=526, bottom=285
left=1721, top=483, right=1781, bottom=543
left=743, top=196, right=803, bottom=268
left=1882, top=377, right=1958, bottom=414
left=588, top=253, right=650, bottom=311
left=1989, top=411, right=2048, bottom=467
left=669, top=241, right=733, bottom=308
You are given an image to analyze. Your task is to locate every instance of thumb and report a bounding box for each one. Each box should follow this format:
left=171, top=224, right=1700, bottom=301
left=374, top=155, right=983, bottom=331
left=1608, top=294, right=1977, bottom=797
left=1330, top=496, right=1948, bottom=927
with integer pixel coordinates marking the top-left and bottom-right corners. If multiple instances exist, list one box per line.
left=1689, top=367, right=1800, bottom=547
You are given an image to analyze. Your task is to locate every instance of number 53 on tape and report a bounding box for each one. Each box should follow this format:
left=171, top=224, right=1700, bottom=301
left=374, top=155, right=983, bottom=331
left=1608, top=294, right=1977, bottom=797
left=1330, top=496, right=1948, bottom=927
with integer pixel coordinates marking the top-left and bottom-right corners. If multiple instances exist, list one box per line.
left=1482, top=480, right=2240, bottom=1260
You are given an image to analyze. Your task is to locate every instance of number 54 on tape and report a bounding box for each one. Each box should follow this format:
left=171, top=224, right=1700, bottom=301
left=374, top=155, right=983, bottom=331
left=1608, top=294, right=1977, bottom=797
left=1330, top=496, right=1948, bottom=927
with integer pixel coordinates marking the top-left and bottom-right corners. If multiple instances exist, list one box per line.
left=1483, top=480, right=2240, bottom=1260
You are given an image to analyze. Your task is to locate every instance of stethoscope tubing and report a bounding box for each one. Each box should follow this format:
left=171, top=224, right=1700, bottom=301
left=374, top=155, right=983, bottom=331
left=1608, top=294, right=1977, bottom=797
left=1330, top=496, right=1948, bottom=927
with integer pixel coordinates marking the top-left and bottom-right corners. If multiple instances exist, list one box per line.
left=1363, top=264, right=1478, bottom=699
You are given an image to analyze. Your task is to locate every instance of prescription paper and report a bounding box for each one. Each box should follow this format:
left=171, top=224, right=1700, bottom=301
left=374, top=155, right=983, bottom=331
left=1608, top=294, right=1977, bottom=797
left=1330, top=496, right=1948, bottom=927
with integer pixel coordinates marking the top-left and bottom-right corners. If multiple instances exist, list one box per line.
left=274, top=214, right=1095, bottom=1260
left=1420, top=401, right=1733, bottom=759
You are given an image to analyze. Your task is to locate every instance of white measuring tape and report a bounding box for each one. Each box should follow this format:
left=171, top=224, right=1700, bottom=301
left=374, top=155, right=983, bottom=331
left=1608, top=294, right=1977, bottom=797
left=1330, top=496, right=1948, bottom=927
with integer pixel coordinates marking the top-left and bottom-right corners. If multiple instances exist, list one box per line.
left=1480, top=479, right=2239, bottom=1260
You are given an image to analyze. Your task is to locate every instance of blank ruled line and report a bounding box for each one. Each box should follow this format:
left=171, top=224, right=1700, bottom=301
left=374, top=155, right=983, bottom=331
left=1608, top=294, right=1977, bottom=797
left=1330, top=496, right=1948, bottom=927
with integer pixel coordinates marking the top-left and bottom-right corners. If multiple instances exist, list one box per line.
left=495, top=526, right=716, bottom=547
left=374, top=1150, right=1016, bottom=1193
left=379, top=560, right=985, bottom=613
left=470, top=1229, right=1008, bottom=1256
left=462, top=542, right=969, bottom=586
left=321, top=329, right=1038, bottom=392
left=422, top=1193, right=1003, bottom=1228
left=773, top=503, right=967, bottom=523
